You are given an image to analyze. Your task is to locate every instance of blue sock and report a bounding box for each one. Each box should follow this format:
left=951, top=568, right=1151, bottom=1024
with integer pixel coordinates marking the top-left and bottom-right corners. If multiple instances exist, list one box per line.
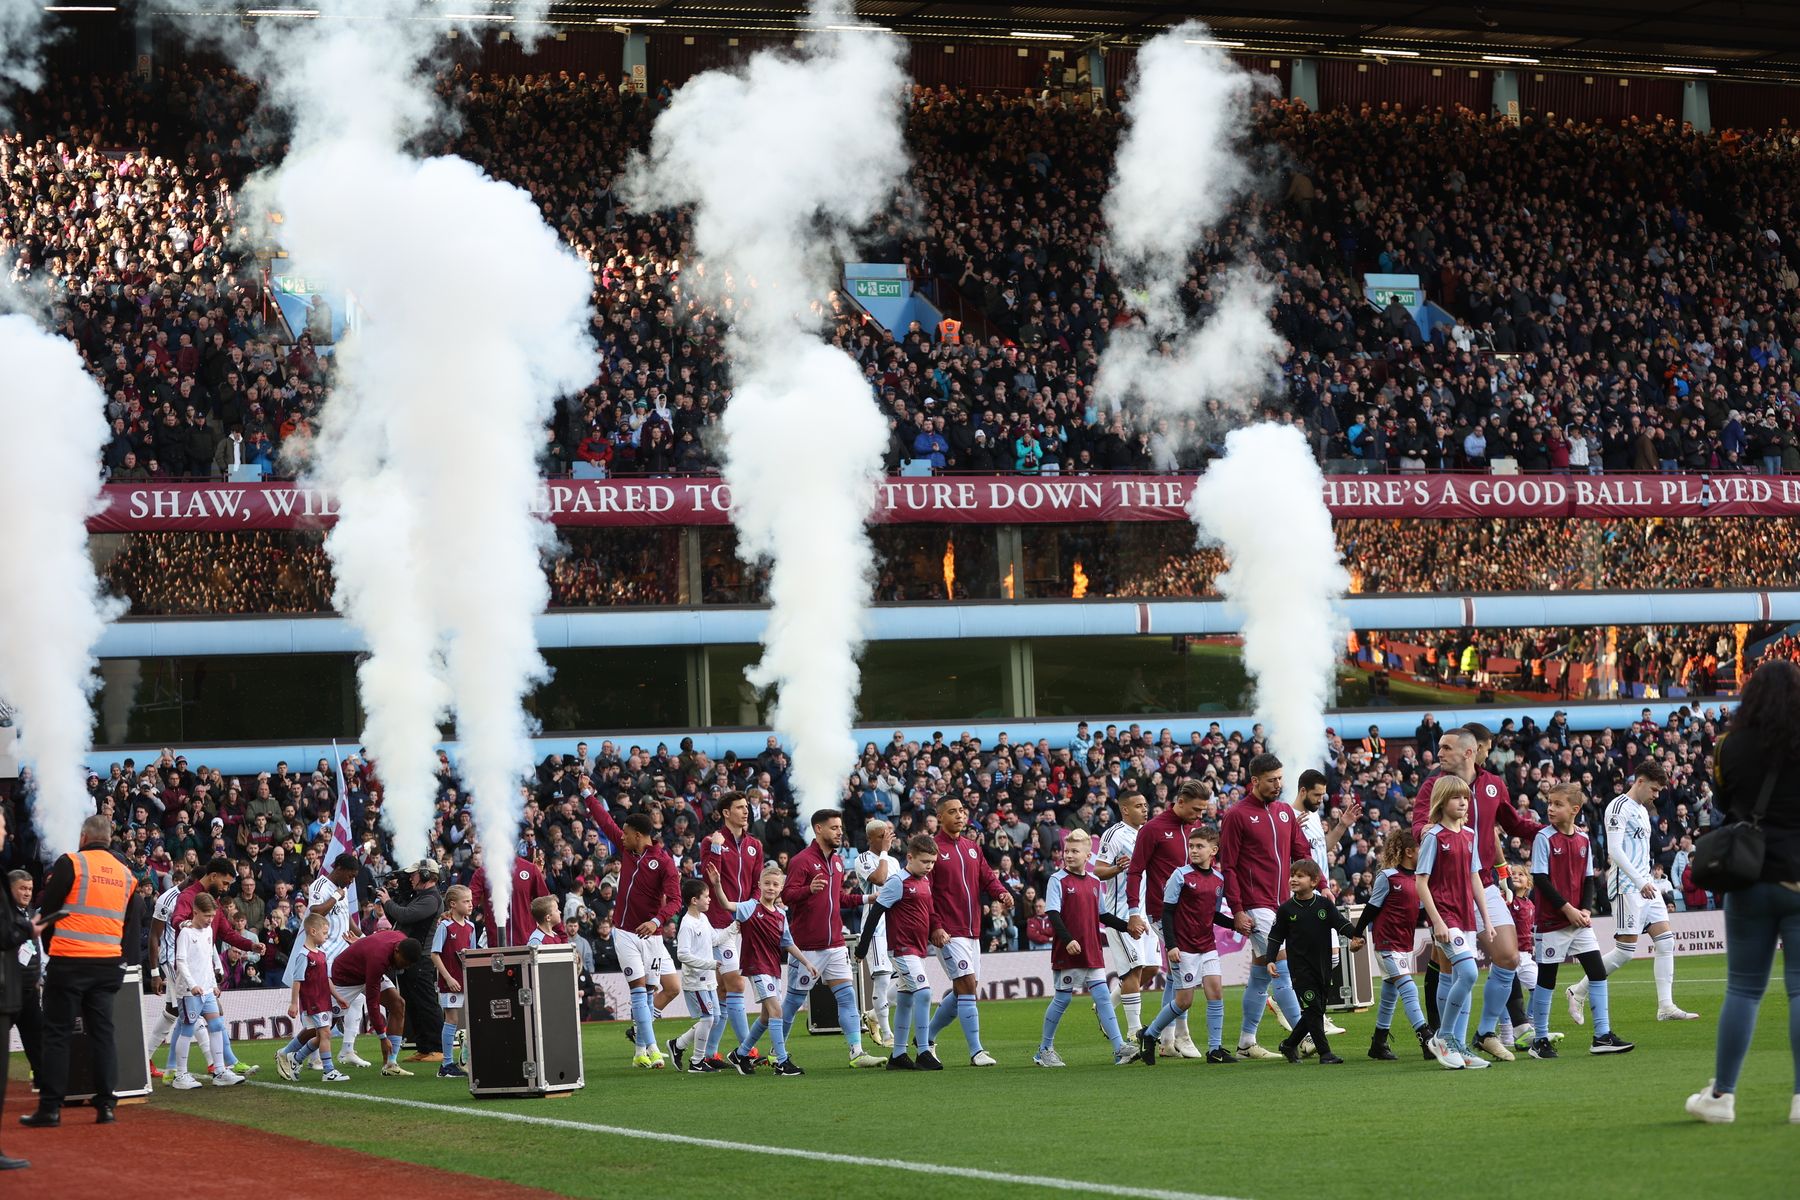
left=1145, top=993, right=1182, bottom=1039
left=769, top=1012, right=790, bottom=1063
left=281, top=1035, right=307, bottom=1057
left=746, top=1015, right=768, bottom=1046
left=956, top=994, right=984, bottom=1055
left=629, top=985, right=655, bottom=1049
left=928, top=989, right=960, bottom=1043
left=832, top=982, right=862, bottom=1052
left=779, top=988, right=807, bottom=1038
left=1478, top=966, right=1516, bottom=1036
left=1530, top=978, right=1554, bottom=1038
left=891, top=989, right=915, bottom=1059
left=1040, top=991, right=1074, bottom=1052
left=720, top=990, right=748, bottom=1055
left=440, top=1024, right=456, bottom=1059
left=1376, top=978, right=1400, bottom=1030
left=319, top=1046, right=335, bottom=1071
left=1241, top=962, right=1271, bottom=1037
left=1590, top=976, right=1612, bottom=1037
left=1398, top=977, right=1427, bottom=1031
left=1205, top=997, right=1225, bottom=1050
left=386, top=1034, right=403, bottom=1064
left=1269, top=961, right=1303, bottom=1026
left=1445, top=959, right=1479, bottom=1046
left=911, top=990, right=933, bottom=1052
left=1437, top=967, right=1453, bottom=1016
left=1092, top=981, right=1124, bottom=1052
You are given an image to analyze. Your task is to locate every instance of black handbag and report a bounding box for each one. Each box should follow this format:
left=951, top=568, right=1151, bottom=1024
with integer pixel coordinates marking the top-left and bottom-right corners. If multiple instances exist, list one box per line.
left=1691, top=760, right=1776, bottom=893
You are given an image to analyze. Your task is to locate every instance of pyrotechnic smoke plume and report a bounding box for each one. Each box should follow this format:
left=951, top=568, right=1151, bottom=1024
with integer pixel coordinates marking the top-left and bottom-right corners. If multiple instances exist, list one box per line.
left=1189, top=423, right=1347, bottom=799
left=0, top=0, right=48, bottom=106
left=218, top=2, right=592, bottom=924
left=1093, top=24, right=1284, bottom=464
left=0, top=314, right=125, bottom=855
left=625, top=3, right=907, bottom=819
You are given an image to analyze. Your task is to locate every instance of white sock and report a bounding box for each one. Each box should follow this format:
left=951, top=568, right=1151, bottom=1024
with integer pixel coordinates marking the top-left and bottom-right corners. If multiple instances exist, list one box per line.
left=1653, top=932, right=1676, bottom=1006
left=1498, top=1018, right=1514, bottom=1043
left=172, top=1033, right=192, bottom=1072
left=151, top=1008, right=178, bottom=1049
left=199, top=1029, right=217, bottom=1068
left=1604, top=942, right=1638, bottom=975
left=209, top=1027, right=227, bottom=1065
left=874, top=975, right=894, bottom=1035
left=1122, top=991, right=1142, bottom=1035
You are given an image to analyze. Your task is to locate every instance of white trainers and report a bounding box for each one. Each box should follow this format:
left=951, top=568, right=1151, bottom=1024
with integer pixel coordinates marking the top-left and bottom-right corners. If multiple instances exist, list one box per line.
left=1477, top=1033, right=1516, bottom=1062
left=1686, top=1081, right=1735, bottom=1124
left=1172, top=1033, right=1205, bottom=1059
left=322, top=1069, right=352, bottom=1083
left=1236, top=1040, right=1280, bottom=1061
left=1032, top=1048, right=1066, bottom=1068
left=1159, top=1027, right=1178, bottom=1056
left=1271, top=1000, right=1294, bottom=1032
left=275, top=1050, right=299, bottom=1082
left=1322, top=1017, right=1347, bottom=1036
left=212, top=1069, right=245, bottom=1087
left=1427, top=1035, right=1465, bottom=1070
left=1566, top=982, right=1587, bottom=1025
left=170, top=1072, right=202, bottom=1090
left=340, top=1052, right=373, bottom=1068
left=970, top=1050, right=998, bottom=1067
left=1658, top=1005, right=1700, bottom=1021
left=1456, top=1042, right=1491, bottom=1070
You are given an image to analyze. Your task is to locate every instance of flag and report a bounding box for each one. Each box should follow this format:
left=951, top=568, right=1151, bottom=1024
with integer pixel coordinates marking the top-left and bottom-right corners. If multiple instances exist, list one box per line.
left=328, top=739, right=360, bottom=921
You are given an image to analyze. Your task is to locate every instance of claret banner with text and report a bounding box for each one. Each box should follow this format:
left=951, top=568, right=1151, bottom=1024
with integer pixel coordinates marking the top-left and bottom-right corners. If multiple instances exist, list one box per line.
left=85, top=474, right=1800, bottom=533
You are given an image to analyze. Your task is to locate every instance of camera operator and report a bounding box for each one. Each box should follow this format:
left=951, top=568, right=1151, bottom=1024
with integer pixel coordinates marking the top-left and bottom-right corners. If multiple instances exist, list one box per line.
left=378, top=859, right=444, bottom=1064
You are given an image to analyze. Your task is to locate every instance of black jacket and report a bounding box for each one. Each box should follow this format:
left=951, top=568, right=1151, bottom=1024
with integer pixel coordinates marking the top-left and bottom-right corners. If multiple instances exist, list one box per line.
left=1714, top=730, right=1800, bottom=882
left=0, top=895, right=30, bottom=1014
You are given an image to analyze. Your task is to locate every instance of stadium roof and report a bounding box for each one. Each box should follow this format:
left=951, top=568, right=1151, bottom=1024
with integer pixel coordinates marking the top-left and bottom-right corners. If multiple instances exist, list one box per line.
left=523, top=1, right=1800, bottom=81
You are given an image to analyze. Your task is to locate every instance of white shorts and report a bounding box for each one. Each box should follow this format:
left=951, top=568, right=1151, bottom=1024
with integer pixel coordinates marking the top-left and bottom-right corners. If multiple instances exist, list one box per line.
left=715, top=928, right=743, bottom=975
left=1613, top=887, right=1670, bottom=936
left=1482, top=883, right=1515, bottom=930
left=892, top=953, right=930, bottom=993
left=1377, top=950, right=1415, bottom=980
left=1169, top=949, right=1221, bottom=990
left=1054, top=967, right=1108, bottom=994
left=862, top=927, right=893, bottom=974
left=1536, top=926, right=1599, bottom=964
left=1435, top=927, right=1478, bottom=965
left=613, top=928, right=674, bottom=981
left=936, top=936, right=981, bottom=981
left=299, top=1010, right=334, bottom=1030
left=788, top=945, right=851, bottom=991
left=1515, top=951, right=1539, bottom=991
left=439, top=992, right=465, bottom=1010
left=330, top=975, right=393, bottom=1011
left=749, top=973, right=782, bottom=1003
left=1247, top=908, right=1278, bottom=958
left=1106, top=925, right=1159, bottom=974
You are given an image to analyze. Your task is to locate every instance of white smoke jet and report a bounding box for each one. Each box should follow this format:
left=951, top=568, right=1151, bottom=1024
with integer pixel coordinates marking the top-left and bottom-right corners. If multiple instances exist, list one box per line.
left=625, top=3, right=906, bottom=819
left=0, top=314, right=126, bottom=855
left=1189, top=423, right=1347, bottom=800
left=222, top=2, right=593, bottom=924
left=1094, top=24, right=1284, bottom=462
left=0, top=0, right=48, bottom=105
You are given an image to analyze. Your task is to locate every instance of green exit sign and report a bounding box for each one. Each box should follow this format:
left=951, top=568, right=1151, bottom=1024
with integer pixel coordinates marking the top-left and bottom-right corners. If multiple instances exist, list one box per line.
left=852, top=279, right=903, bottom=299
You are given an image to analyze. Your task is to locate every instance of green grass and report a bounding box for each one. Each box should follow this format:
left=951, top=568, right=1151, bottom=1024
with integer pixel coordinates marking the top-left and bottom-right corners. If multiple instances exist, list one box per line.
left=79, top=955, right=1799, bottom=1199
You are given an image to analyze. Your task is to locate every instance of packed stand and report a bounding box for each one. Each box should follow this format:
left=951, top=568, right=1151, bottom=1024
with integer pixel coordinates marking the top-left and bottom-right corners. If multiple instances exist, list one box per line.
left=0, top=698, right=1726, bottom=1011
left=12, top=66, right=1800, bottom=482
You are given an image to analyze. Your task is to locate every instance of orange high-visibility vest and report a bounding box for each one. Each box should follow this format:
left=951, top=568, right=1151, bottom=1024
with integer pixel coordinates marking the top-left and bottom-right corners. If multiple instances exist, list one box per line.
left=48, top=848, right=131, bottom=959
left=938, top=318, right=962, bottom=344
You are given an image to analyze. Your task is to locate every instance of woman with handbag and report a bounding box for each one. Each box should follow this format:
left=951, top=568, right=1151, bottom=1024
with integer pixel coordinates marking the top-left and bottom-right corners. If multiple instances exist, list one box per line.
left=1686, top=659, right=1800, bottom=1125
left=0, top=806, right=32, bottom=1170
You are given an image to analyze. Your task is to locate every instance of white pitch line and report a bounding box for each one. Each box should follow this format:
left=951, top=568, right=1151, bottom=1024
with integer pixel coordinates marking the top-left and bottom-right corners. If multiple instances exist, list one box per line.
left=250, top=1081, right=1249, bottom=1200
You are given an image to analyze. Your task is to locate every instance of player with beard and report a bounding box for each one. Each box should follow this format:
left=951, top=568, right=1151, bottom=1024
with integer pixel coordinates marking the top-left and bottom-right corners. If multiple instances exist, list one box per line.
left=925, top=797, right=1013, bottom=1067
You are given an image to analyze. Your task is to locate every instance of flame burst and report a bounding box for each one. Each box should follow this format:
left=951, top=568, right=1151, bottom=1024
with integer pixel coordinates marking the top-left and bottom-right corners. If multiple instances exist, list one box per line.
left=1072, top=558, right=1089, bottom=599
left=1347, top=568, right=1365, bottom=595
left=1002, top=565, right=1015, bottom=600
left=942, top=537, right=956, bottom=600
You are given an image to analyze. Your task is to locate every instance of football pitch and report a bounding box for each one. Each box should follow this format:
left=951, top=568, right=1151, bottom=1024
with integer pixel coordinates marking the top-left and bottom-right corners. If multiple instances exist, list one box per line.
left=141, top=955, right=1794, bottom=1199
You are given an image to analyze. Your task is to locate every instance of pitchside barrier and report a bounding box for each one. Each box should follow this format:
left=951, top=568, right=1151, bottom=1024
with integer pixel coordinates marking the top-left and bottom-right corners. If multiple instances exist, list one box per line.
left=6, top=908, right=1729, bottom=1053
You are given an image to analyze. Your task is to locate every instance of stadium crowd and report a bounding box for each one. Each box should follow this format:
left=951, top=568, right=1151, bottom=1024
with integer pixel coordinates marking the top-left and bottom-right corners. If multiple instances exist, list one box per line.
left=10, top=66, right=1800, bottom=481
left=0, top=702, right=1724, bottom=1001
left=1355, top=624, right=1745, bottom=700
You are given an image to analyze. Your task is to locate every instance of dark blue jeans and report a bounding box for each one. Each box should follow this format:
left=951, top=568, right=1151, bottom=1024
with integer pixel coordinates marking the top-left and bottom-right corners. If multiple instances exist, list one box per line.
left=1714, top=881, right=1800, bottom=1093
